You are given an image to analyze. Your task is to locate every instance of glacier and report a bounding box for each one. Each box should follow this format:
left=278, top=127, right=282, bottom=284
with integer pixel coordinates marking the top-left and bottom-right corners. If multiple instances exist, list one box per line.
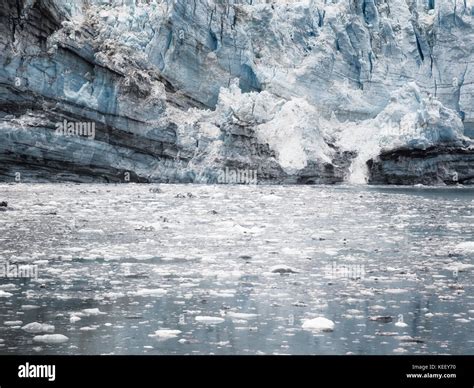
left=0, top=0, right=473, bottom=184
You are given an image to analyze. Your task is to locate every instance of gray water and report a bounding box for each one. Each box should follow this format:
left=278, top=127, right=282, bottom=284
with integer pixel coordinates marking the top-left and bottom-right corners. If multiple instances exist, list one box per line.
left=0, top=184, right=473, bottom=355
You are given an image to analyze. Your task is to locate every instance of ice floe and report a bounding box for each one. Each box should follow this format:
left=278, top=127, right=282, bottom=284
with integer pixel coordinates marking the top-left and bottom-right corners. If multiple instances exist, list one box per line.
left=33, top=334, right=69, bottom=344
left=393, top=348, right=408, bottom=353
left=195, top=316, right=225, bottom=324
left=133, top=288, right=168, bottom=297
left=369, top=316, right=393, bottom=323
left=20, top=305, right=40, bottom=310
left=21, top=322, right=55, bottom=334
left=270, top=265, right=298, bottom=274
left=4, top=321, right=23, bottom=326
left=82, top=308, right=105, bottom=316
left=454, top=242, right=474, bottom=254
left=149, top=329, right=182, bottom=340
left=384, top=289, right=408, bottom=295
left=70, top=316, right=82, bottom=323
left=395, top=322, right=408, bottom=328
left=302, top=317, right=335, bottom=332
left=227, top=312, right=258, bottom=320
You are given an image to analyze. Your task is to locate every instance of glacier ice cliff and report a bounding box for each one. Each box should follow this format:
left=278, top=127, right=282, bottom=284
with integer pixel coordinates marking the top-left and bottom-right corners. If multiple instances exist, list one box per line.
left=0, top=0, right=473, bottom=184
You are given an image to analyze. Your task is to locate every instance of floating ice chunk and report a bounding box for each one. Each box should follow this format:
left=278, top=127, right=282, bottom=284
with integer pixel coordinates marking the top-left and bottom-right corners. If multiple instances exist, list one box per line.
left=270, top=265, right=298, bottom=274
left=439, top=295, right=457, bottom=301
left=395, top=321, right=408, bottom=328
left=70, top=316, right=81, bottom=323
left=80, top=326, right=97, bottom=331
left=209, top=290, right=236, bottom=298
left=133, top=288, right=167, bottom=297
left=302, top=317, right=335, bottom=332
left=82, top=308, right=105, bottom=316
left=384, top=288, right=408, bottom=294
left=395, top=336, right=424, bottom=343
left=62, top=248, right=84, bottom=253
left=21, top=322, right=55, bottom=334
left=292, top=301, right=308, bottom=307
left=393, top=348, right=408, bottom=353
left=375, top=332, right=398, bottom=337
left=20, top=305, right=40, bottom=310
left=454, top=242, right=474, bottom=254
left=33, top=334, right=69, bottom=344
left=4, top=321, right=23, bottom=326
left=77, top=229, right=105, bottom=234
left=0, top=290, right=13, bottom=297
left=281, top=247, right=301, bottom=256
left=369, top=316, right=393, bottom=323
left=347, top=309, right=362, bottom=315
left=444, top=263, right=474, bottom=272
left=195, top=316, right=225, bottom=324
left=0, top=284, right=18, bottom=291
left=455, top=318, right=470, bottom=323
left=425, top=313, right=434, bottom=318
left=149, top=329, right=182, bottom=340
left=227, top=312, right=258, bottom=320
left=103, top=292, right=125, bottom=299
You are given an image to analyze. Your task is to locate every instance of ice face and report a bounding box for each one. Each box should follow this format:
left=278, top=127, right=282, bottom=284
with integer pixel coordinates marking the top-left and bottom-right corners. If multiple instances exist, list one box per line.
left=1, top=0, right=473, bottom=185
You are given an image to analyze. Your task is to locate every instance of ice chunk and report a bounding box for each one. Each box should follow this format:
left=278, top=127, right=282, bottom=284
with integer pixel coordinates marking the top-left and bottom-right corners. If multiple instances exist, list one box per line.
left=395, top=322, right=408, bottom=328
left=133, top=289, right=167, bottom=297
left=454, top=242, right=474, bottom=254
left=70, top=316, right=81, bottom=323
left=369, top=316, right=393, bottom=323
left=384, top=289, right=408, bottom=294
left=149, top=329, right=182, bottom=340
left=393, top=348, right=408, bottom=353
left=20, top=305, right=40, bottom=310
left=227, top=312, right=258, bottom=320
left=195, top=316, right=225, bottom=324
left=270, top=265, right=298, bottom=274
left=302, top=317, right=335, bottom=332
left=445, top=263, right=474, bottom=272
left=82, top=308, right=105, bottom=316
left=4, top=321, right=23, bottom=326
left=80, top=326, right=97, bottom=331
left=21, top=322, right=55, bottom=334
left=33, top=334, right=69, bottom=344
